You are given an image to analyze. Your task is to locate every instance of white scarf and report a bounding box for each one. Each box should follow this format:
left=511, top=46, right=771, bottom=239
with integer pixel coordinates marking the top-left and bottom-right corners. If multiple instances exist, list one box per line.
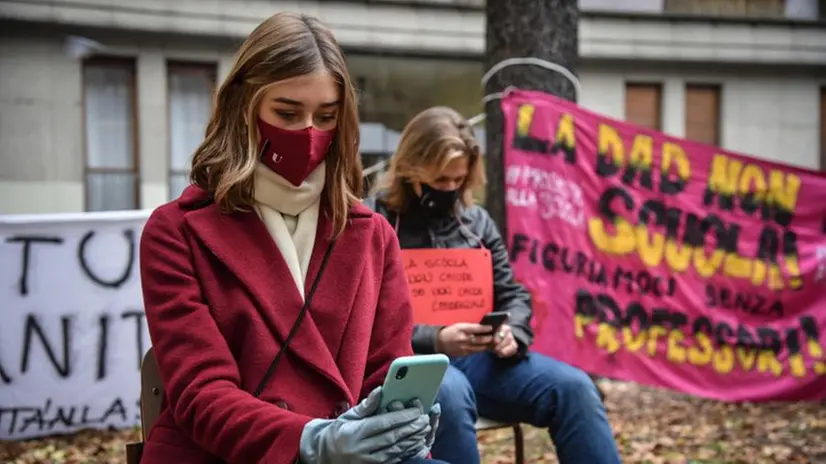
left=253, top=162, right=325, bottom=300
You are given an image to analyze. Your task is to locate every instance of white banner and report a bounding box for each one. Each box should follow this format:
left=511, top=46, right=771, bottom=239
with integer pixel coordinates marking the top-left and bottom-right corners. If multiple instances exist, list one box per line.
left=0, top=211, right=152, bottom=439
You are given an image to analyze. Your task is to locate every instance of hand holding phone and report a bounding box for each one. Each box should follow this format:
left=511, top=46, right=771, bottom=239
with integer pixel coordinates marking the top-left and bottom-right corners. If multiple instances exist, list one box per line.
left=436, top=323, right=496, bottom=357
left=380, top=354, right=449, bottom=412
left=479, top=311, right=510, bottom=336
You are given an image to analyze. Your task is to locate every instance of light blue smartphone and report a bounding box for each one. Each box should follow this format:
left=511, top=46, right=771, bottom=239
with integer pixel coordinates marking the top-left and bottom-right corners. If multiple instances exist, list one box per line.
left=380, top=354, right=450, bottom=412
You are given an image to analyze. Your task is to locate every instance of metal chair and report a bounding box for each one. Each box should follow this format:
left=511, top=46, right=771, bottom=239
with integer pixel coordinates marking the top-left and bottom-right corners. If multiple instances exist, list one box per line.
left=475, top=417, right=525, bottom=464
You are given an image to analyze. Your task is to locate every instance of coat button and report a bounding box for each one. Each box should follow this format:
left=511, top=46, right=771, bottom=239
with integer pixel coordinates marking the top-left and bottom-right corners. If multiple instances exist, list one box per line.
left=333, top=401, right=350, bottom=418
left=275, top=400, right=291, bottom=411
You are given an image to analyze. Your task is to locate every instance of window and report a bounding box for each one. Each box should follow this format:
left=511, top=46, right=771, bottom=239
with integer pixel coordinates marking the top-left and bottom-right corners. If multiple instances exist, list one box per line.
left=83, top=58, right=139, bottom=212
left=664, top=0, right=785, bottom=18
left=625, top=83, right=662, bottom=131
left=579, top=0, right=663, bottom=13
left=820, top=87, right=826, bottom=172
left=347, top=54, right=483, bottom=133
left=168, top=62, right=216, bottom=200
left=685, top=84, right=721, bottom=146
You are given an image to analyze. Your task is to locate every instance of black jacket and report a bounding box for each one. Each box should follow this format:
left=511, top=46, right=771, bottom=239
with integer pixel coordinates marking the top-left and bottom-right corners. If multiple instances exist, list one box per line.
left=364, top=196, right=534, bottom=356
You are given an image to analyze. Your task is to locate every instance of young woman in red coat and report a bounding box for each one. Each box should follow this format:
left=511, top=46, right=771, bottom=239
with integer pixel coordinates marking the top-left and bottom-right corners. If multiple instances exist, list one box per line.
left=139, top=12, right=445, bottom=464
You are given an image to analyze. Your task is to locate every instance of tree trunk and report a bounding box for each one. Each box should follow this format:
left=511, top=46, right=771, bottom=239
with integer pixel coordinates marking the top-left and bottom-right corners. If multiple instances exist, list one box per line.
left=483, top=0, right=605, bottom=400
left=483, top=0, right=579, bottom=235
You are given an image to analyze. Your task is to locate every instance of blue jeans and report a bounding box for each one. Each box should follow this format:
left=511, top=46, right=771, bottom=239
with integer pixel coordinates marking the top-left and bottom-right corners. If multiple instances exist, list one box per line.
left=403, top=459, right=449, bottom=464
left=432, top=352, right=621, bottom=464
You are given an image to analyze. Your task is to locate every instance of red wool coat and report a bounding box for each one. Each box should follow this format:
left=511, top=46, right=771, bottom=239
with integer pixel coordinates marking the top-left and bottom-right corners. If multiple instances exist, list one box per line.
left=139, top=185, right=415, bottom=464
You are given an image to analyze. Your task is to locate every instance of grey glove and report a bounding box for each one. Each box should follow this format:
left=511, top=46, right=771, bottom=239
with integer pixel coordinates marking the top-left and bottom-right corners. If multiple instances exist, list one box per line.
left=382, top=399, right=440, bottom=462
left=299, top=387, right=431, bottom=464
left=425, top=403, right=441, bottom=448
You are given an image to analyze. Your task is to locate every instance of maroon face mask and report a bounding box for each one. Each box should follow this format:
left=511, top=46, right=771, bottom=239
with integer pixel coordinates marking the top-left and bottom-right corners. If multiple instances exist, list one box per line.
left=257, top=118, right=334, bottom=186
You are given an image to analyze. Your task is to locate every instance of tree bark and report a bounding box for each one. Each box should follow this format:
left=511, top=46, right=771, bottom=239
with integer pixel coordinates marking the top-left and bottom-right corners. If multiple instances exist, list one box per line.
left=483, top=0, right=579, bottom=236
left=483, top=1, right=605, bottom=399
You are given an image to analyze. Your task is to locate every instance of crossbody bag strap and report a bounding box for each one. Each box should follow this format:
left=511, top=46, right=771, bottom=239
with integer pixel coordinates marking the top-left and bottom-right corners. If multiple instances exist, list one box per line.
left=253, top=240, right=336, bottom=398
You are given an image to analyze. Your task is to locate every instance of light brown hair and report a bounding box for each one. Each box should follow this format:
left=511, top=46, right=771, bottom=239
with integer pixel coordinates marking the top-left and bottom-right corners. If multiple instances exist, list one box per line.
left=190, top=12, right=362, bottom=238
left=376, top=106, right=485, bottom=213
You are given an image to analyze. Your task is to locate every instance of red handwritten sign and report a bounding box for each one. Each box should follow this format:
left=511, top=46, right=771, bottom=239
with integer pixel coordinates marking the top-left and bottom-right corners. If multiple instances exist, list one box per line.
left=400, top=248, right=494, bottom=325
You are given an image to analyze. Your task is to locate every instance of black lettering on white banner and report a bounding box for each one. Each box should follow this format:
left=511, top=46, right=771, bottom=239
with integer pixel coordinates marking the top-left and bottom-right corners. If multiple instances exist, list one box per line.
left=20, top=314, right=72, bottom=379
left=5, top=235, right=64, bottom=296
left=77, top=230, right=135, bottom=289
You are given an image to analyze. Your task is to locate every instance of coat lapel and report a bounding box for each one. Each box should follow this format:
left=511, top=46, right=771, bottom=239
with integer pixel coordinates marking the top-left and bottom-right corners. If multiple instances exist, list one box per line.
left=304, top=212, right=370, bottom=368
left=184, top=204, right=349, bottom=395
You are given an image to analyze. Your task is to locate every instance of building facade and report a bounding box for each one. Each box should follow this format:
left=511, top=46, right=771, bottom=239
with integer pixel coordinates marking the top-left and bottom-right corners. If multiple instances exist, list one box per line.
left=0, top=0, right=825, bottom=214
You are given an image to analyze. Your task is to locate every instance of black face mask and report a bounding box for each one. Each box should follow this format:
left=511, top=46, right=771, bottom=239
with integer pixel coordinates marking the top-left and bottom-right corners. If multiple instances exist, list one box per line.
left=416, top=183, right=460, bottom=217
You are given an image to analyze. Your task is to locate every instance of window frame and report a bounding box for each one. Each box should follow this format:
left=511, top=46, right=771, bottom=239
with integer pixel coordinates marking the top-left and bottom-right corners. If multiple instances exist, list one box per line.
left=81, top=56, right=140, bottom=212
left=166, top=61, right=217, bottom=200
left=663, top=0, right=786, bottom=18
left=624, top=82, right=663, bottom=131
left=685, top=83, right=722, bottom=146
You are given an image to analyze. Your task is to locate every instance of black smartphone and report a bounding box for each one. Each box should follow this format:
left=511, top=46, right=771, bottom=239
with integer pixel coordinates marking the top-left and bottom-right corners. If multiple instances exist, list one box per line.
left=479, top=311, right=510, bottom=335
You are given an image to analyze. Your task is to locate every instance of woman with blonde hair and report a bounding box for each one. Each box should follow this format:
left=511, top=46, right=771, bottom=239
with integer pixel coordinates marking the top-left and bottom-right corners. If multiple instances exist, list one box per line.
left=139, top=12, right=443, bottom=464
left=366, top=106, right=621, bottom=463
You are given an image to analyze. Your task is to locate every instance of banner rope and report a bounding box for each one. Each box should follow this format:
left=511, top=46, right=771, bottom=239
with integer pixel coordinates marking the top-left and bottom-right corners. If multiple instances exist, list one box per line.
left=468, top=57, right=582, bottom=126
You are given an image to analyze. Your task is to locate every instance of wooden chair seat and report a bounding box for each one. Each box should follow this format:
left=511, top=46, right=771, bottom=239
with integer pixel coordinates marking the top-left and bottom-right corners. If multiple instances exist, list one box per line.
left=126, top=348, right=164, bottom=464
left=475, top=417, right=525, bottom=464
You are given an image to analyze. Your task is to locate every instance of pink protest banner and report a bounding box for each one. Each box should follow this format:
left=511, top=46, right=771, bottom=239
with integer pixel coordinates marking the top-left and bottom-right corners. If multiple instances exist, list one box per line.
left=503, top=89, right=826, bottom=402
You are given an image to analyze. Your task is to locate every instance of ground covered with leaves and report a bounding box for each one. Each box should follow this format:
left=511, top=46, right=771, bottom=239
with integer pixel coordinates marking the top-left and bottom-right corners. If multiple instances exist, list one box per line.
left=2, top=381, right=825, bottom=463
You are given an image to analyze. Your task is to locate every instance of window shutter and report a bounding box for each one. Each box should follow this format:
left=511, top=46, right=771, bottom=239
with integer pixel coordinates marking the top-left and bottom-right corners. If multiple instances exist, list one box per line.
left=685, top=84, right=721, bottom=146
left=625, top=83, right=662, bottom=131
